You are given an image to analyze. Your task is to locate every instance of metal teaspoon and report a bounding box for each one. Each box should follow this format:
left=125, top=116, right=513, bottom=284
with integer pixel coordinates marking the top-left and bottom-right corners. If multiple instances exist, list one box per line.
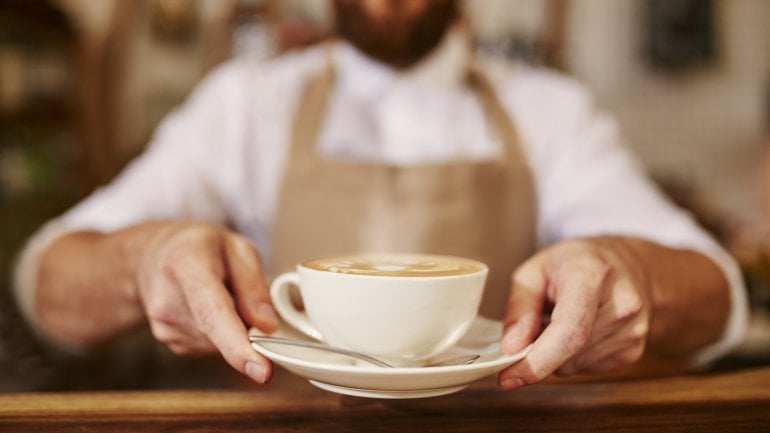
left=249, top=335, right=480, bottom=368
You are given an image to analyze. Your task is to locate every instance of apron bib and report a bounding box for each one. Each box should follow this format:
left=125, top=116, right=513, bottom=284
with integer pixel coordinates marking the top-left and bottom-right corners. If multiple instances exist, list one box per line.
left=271, top=46, right=536, bottom=318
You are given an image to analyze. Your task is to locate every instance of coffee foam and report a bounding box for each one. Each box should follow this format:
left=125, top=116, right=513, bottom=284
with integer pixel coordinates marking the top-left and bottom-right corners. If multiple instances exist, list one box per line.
left=302, top=254, right=484, bottom=277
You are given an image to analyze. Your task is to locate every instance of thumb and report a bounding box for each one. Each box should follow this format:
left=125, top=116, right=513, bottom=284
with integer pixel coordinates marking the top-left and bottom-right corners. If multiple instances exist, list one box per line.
left=501, top=254, right=548, bottom=354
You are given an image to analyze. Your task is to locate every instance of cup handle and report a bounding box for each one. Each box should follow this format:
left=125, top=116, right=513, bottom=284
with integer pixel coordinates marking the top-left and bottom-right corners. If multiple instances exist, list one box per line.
left=269, top=272, right=324, bottom=341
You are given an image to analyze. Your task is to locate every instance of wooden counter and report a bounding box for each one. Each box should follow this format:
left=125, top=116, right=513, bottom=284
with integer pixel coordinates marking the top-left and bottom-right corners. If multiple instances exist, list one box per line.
left=2, top=365, right=769, bottom=432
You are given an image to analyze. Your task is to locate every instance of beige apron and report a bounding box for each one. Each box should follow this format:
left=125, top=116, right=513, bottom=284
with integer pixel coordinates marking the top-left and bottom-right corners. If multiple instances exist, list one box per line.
left=271, top=49, right=537, bottom=319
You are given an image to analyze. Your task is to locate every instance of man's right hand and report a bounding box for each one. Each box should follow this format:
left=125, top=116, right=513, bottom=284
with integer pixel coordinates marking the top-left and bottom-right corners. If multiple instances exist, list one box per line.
left=37, top=221, right=279, bottom=384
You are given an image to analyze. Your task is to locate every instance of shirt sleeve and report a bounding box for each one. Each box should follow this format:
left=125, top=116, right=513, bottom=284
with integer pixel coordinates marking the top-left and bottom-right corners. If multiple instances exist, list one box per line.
left=520, top=73, right=749, bottom=367
left=11, top=62, right=246, bottom=336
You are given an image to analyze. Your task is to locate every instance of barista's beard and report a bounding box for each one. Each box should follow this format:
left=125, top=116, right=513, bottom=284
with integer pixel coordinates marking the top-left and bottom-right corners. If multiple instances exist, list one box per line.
left=333, top=0, right=459, bottom=69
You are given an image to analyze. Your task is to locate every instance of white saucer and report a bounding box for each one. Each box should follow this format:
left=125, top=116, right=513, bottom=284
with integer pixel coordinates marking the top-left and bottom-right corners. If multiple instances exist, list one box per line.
left=309, top=380, right=468, bottom=399
left=249, top=317, right=530, bottom=399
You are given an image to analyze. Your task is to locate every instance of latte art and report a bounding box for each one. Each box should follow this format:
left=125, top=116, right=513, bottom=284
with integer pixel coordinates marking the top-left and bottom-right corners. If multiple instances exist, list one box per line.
left=303, top=254, right=485, bottom=277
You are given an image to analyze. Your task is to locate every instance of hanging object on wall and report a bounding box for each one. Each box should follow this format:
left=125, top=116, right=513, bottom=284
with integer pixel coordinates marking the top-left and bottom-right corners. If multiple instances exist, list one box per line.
left=150, top=0, right=200, bottom=43
left=645, top=0, right=716, bottom=72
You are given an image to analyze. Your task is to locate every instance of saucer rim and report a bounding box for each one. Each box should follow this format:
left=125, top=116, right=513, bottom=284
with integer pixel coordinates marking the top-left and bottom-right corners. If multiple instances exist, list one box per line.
left=249, top=317, right=531, bottom=377
left=251, top=341, right=530, bottom=376
left=308, top=380, right=468, bottom=399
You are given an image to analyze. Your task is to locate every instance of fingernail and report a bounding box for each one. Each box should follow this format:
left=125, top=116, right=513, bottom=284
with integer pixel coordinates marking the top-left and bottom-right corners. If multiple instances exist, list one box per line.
left=245, top=361, right=268, bottom=383
left=255, top=302, right=280, bottom=329
left=500, top=377, right=525, bottom=391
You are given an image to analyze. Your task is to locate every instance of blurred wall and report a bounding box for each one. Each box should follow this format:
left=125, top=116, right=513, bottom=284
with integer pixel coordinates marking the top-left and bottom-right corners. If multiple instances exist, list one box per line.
left=470, top=0, right=770, bottom=228
left=56, top=0, right=238, bottom=163
left=565, top=0, right=770, bottom=229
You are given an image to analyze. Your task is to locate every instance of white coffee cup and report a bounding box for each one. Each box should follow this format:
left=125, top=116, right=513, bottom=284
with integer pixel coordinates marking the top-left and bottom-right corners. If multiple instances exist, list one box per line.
left=270, top=253, right=487, bottom=366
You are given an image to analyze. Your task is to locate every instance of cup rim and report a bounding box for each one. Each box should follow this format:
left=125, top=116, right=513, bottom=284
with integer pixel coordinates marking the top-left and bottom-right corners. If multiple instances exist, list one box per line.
left=297, top=253, right=488, bottom=280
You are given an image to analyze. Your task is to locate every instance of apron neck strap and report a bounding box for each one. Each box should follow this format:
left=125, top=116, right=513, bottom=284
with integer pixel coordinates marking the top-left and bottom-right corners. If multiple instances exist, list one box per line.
left=289, top=45, right=336, bottom=158
left=291, top=42, right=528, bottom=168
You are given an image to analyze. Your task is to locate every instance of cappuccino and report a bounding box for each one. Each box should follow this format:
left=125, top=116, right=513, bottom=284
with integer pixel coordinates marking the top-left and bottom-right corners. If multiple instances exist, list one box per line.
left=272, top=253, right=488, bottom=364
left=302, top=254, right=484, bottom=277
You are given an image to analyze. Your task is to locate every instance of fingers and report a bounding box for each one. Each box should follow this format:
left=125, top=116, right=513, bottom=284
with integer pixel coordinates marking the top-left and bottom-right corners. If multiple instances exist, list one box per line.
left=557, top=318, right=647, bottom=375
left=499, top=254, right=609, bottom=391
left=501, top=255, right=548, bottom=354
left=142, top=276, right=216, bottom=354
left=167, top=247, right=273, bottom=384
left=223, top=234, right=279, bottom=333
left=559, top=293, right=649, bottom=375
left=150, top=320, right=216, bottom=355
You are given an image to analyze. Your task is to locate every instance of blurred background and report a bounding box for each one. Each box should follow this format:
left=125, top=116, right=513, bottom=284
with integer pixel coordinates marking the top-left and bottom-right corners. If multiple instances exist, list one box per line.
left=0, top=0, right=768, bottom=390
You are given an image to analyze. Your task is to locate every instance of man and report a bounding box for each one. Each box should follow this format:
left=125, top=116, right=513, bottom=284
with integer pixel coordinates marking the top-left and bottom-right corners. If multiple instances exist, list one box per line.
left=13, top=0, right=747, bottom=390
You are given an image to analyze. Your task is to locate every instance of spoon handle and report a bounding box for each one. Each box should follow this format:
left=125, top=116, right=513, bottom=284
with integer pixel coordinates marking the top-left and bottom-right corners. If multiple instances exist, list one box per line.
left=249, top=335, right=393, bottom=368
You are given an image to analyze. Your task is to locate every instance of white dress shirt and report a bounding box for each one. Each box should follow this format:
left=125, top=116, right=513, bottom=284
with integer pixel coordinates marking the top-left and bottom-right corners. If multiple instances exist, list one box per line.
left=13, top=30, right=747, bottom=365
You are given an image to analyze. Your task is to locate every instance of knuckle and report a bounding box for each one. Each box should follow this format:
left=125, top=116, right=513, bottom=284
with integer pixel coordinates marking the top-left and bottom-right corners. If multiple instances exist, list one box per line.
left=629, top=321, right=650, bottom=341
left=167, top=343, right=193, bottom=356
left=145, top=298, right=178, bottom=325
left=148, top=326, right=166, bottom=343
left=233, top=234, right=263, bottom=261
left=148, top=322, right=172, bottom=344
left=162, top=248, right=192, bottom=281
left=173, top=223, right=219, bottom=243
left=561, top=254, right=611, bottom=286
left=161, top=229, right=225, bottom=281
left=615, top=291, right=644, bottom=321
